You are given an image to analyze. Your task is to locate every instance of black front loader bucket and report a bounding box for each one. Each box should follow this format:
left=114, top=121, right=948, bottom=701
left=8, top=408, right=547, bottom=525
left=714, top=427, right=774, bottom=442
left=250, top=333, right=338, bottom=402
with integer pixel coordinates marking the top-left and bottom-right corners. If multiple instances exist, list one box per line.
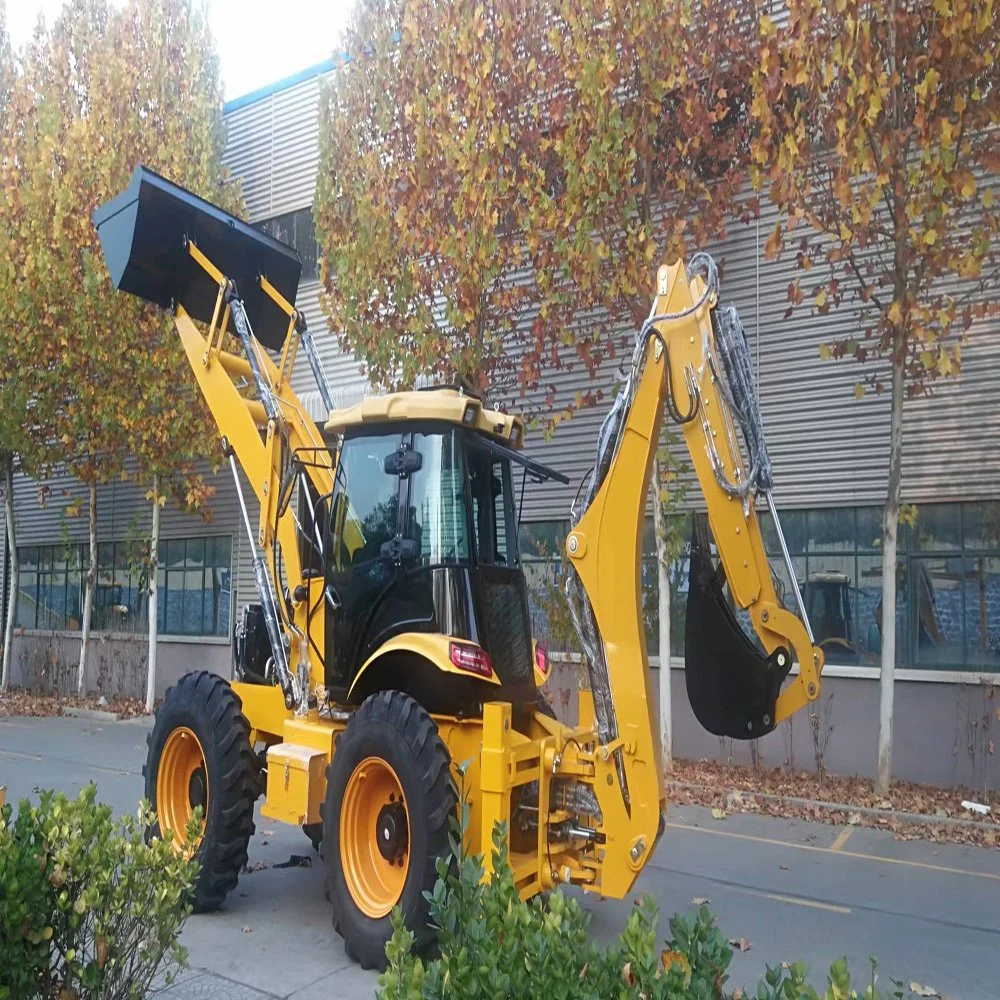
left=684, top=515, right=790, bottom=739
left=92, top=165, right=302, bottom=350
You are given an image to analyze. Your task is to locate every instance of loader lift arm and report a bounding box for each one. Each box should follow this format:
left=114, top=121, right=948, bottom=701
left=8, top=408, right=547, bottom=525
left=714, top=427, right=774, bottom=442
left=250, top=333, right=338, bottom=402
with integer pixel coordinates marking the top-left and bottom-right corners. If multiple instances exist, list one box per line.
left=94, top=166, right=336, bottom=712
left=566, top=257, right=824, bottom=883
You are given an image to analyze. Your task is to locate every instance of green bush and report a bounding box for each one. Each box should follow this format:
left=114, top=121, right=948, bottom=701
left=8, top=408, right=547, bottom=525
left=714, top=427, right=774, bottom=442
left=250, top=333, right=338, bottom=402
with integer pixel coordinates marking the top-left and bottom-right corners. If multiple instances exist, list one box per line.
left=378, top=822, right=905, bottom=1000
left=0, top=784, right=199, bottom=1000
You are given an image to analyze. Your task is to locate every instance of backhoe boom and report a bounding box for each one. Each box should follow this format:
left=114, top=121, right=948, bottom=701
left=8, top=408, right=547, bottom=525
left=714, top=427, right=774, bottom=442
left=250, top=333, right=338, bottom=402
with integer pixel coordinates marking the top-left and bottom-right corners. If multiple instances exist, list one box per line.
left=567, top=259, right=824, bottom=883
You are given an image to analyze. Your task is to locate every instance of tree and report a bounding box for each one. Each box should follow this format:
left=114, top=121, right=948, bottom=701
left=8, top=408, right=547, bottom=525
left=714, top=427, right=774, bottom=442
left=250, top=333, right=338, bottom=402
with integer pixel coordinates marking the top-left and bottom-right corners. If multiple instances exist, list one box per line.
left=316, top=0, right=595, bottom=400
left=0, top=0, right=236, bottom=696
left=652, top=442, right=691, bottom=774
left=0, top=0, right=14, bottom=692
left=750, top=0, right=1000, bottom=792
left=0, top=0, right=45, bottom=692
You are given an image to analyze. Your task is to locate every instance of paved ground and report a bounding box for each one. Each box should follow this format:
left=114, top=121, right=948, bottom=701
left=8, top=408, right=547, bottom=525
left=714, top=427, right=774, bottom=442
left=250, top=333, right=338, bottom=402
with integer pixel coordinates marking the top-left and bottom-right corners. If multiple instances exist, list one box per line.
left=2, top=713, right=998, bottom=999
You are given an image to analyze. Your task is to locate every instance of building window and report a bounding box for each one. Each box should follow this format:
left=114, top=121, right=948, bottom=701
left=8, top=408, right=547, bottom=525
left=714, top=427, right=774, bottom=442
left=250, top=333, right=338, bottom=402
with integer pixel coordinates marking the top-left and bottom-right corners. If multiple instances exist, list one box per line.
left=95, top=540, right=149, bottom=634
left=519, top=502, right=1000, bottom=673
left=758, top=502, right=1000, bottom=672
left=16, top=545, right=84, bottom=631
left=158, top=536, right=233, bottom=638
left=15, top=536, right=232, bottom=639
left=256, top=208, right=318, bottom=282
left=520, top=520, right=571, bottom=647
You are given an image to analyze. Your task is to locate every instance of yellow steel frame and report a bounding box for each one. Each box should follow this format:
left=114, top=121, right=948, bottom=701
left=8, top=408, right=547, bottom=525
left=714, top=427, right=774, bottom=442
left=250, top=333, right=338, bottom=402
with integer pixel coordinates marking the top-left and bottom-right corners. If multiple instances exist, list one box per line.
left=180, top=242, right=335, bottom=697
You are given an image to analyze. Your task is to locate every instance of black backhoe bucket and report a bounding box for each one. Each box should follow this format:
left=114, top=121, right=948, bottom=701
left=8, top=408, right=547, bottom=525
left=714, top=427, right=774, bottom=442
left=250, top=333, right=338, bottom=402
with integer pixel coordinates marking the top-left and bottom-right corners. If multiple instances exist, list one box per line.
left=92, top=165, right=302, bottom=350
left=684, top=515, right=790, bottom=739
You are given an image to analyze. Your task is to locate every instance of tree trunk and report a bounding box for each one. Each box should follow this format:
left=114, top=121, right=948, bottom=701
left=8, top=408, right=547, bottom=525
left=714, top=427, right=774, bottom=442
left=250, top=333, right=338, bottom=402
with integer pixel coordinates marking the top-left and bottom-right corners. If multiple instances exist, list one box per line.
left=145, top=476, right=160, bottom=713
left=77, top=481, right=97, bottom=696
left=652, top=457, right=672, bottom=776
left=1, top=455, right=18, bottom=692
left=876, top=352, right=905, bottom=795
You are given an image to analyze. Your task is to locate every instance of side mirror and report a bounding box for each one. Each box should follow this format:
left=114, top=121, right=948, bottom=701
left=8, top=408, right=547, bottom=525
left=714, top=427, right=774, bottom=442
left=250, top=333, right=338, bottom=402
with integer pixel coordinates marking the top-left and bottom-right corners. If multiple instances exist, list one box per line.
left=384, top=447, right=422, bottom=477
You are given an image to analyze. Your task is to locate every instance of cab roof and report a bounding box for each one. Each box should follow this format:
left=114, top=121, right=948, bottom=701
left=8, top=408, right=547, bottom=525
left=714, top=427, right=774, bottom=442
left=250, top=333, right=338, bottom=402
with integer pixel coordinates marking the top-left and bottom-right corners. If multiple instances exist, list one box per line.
left=324, top=388, right=525, bottom=449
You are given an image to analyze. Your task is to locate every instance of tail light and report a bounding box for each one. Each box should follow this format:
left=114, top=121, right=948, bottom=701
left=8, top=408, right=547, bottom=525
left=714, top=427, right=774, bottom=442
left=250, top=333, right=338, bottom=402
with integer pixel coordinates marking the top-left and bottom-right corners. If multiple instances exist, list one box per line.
left=534, top=642, right=549, bottom=677
left=449, top=641, right=494, bottom=679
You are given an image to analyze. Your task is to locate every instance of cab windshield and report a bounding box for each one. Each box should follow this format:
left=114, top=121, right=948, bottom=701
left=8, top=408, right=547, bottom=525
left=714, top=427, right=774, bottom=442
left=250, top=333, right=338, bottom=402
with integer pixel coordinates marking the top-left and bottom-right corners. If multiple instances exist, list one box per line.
left=328, top=427, right=519, bottom=572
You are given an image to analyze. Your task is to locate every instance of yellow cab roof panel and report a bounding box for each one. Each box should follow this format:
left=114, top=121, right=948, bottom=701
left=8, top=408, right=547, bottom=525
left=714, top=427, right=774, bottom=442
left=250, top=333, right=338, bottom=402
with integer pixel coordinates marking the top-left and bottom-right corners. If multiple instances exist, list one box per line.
left=324, top=388, right=525, bottom=449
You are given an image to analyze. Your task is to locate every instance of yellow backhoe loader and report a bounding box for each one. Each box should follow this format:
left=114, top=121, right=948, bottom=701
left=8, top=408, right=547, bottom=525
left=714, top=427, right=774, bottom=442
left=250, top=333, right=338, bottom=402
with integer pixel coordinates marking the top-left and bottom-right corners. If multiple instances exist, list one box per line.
left=93, top=167, right=823, bottom=969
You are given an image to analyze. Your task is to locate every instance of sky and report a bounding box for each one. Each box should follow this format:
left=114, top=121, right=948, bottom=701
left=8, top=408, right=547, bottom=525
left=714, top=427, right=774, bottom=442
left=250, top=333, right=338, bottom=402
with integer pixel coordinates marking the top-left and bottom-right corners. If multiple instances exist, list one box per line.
left=6, top=0, right=355, bottom=101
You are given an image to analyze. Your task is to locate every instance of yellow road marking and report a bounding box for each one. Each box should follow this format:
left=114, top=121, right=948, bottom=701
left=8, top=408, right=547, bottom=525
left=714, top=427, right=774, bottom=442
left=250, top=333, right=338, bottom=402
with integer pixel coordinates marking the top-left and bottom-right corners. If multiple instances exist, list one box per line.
left=664, top=821, right=1000, bottom=882
left=830, top=827, right=854, bottom=852
left=725, top=883, right=851, bottom=914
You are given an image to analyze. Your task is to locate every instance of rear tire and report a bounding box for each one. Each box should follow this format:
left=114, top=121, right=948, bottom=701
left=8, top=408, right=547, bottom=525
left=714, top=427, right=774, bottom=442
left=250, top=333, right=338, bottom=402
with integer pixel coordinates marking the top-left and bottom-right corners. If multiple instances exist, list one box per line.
left=143, top=671, right=258, bottom=912
left=323, top=691, right=455, bottom=971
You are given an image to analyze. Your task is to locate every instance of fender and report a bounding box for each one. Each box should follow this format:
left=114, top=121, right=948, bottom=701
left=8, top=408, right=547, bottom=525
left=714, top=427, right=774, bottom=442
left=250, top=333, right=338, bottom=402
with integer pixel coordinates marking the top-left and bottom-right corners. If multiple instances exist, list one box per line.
left=347, top=632, right=502, bottom=702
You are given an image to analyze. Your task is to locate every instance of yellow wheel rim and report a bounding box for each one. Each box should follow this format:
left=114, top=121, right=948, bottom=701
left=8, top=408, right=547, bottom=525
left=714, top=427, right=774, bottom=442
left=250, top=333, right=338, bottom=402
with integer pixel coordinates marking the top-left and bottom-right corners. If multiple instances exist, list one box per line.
left=156, top=726, right=208, bottom=850
left=340, top=757, right=409, bottom=919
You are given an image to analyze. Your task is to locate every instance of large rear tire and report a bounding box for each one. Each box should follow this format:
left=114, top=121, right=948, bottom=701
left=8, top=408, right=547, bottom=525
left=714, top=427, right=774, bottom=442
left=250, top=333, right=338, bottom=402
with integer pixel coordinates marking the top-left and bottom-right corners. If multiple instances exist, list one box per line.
left=323, top=691, right=455, bottom=971
left=143, top=671, right=258, bottom=912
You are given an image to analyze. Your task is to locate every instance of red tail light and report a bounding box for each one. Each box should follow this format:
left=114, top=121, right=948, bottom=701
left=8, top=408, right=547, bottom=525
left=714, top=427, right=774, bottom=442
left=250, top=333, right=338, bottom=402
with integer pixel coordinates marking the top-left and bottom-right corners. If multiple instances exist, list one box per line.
left=449, top=641, right=494, bottom=679
left=535, top=643, right=549, bottom=677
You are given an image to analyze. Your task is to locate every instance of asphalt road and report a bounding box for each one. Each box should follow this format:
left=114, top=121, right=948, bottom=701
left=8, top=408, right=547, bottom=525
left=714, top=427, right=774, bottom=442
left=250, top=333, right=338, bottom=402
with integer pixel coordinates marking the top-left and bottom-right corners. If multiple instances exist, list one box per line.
left=2, top=713, right=998, bottom=999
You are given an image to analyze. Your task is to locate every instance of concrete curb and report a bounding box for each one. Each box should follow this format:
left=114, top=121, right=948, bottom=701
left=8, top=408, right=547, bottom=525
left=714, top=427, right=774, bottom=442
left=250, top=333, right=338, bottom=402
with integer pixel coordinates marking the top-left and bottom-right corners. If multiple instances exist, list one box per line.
left=61, top=707, right=120, bottom=722
left=669, top=779, right=999, bottom=833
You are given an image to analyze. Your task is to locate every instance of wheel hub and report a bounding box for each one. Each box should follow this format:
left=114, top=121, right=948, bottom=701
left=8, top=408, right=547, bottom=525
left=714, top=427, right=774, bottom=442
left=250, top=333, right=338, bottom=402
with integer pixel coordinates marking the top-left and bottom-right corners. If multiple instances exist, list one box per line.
left=155, top=726, right=208, bottom=852
left=189, top=767, right=207, bottom=811
left=340, top=756, right=411, bottom=918
left=376, top=801, right=408, bottom=862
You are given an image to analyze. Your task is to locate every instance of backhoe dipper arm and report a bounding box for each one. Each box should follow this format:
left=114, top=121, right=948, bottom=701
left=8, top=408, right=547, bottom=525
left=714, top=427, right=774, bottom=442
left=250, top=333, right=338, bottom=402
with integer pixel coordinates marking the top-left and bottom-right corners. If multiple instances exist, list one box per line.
left=566, top=259, right=823, bottom=891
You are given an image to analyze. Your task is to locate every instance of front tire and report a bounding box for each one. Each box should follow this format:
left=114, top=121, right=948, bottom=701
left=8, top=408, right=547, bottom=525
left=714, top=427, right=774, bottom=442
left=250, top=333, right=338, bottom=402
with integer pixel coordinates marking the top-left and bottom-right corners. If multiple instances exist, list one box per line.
left=323, top=691, right=456, bottom=970
left=143, top=671, right=257, bottom=912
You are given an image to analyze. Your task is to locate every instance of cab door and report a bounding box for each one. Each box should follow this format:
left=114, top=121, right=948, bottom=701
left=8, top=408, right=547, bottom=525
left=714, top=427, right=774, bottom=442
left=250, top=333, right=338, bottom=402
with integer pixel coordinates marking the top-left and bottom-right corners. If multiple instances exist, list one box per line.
left=327, top=431, right=403, bottom=683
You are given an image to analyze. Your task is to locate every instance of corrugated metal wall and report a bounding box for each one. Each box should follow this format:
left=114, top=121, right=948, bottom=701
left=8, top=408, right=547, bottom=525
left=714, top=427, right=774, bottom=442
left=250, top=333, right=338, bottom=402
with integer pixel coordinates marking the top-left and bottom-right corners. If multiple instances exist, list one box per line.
left=224, top=72, right=370, bottom=414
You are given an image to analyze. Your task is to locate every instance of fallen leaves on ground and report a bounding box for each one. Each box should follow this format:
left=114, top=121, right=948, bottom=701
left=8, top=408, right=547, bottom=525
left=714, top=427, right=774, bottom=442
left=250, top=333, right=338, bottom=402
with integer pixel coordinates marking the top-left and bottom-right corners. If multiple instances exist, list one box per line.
left=0, top=689, right=147, bottom=719
left=243, top=860, right=270, bottom=873
left=669, top=758, right=999, bottom=850
left=729, top=937, right=752, bottom=952
left=691, top=896, right=711, bottom=906
left=909, top=983, right=938, bottom=997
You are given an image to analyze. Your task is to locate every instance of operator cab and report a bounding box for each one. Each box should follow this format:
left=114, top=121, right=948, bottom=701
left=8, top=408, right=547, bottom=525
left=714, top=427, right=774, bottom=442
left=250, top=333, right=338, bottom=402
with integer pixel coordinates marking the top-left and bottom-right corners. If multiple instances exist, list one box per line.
left=296, top=390, right=568, bottom=711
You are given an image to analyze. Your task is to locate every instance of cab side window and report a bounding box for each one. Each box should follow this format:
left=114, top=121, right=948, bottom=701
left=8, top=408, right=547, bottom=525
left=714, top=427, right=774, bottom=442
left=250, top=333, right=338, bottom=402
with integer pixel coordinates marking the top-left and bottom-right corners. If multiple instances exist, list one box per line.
left=331, top=434, right=400, bottom=573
